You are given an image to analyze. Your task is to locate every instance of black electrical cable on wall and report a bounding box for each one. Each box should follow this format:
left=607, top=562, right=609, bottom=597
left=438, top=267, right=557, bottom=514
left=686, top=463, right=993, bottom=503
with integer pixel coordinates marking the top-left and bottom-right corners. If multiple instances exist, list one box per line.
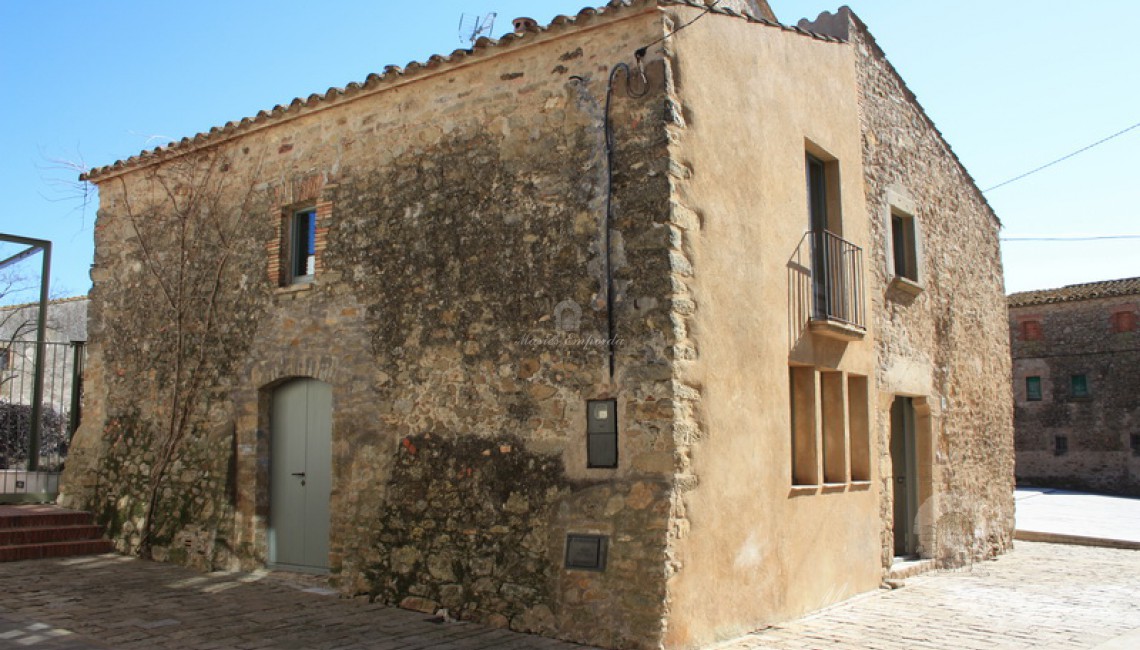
left=601, top=61, right=648, bottom=379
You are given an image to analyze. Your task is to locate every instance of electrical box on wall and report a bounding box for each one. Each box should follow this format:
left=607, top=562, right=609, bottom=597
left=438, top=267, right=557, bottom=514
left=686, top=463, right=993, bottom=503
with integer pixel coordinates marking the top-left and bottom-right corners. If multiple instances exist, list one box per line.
left=565, top=534, right=608, bottom=571
left=586, top=399, right=618, bottom=468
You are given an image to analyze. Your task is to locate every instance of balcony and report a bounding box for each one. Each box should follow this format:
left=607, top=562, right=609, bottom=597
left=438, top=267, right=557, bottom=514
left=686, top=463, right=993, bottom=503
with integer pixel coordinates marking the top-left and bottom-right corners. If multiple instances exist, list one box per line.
left=788, top=231, right=866, bottom=343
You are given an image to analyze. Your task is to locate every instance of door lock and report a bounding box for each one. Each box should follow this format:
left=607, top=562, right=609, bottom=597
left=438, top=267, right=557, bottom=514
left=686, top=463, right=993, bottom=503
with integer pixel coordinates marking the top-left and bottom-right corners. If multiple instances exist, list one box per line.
left=292, top=471, right=306, bottom=486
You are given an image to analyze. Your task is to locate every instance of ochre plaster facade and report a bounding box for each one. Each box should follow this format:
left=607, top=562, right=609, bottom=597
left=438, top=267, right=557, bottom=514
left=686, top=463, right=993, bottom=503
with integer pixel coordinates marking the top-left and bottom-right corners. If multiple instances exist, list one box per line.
left=62, top=2, right=1014, bottom=648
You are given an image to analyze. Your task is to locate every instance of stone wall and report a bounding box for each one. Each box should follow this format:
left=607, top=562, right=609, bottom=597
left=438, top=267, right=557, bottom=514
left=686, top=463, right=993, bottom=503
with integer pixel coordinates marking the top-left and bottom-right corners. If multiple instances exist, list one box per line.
left=1010, top=293, right=1140, bottom=495
left=63, top=7, right=680, bottom=647
left=844, top=11, right=1015, bottom=567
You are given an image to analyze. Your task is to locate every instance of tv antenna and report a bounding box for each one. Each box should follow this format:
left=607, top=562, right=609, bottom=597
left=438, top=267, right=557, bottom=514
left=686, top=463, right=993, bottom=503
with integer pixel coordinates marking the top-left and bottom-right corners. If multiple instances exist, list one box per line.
left=458, top=12, right=497, bottom=44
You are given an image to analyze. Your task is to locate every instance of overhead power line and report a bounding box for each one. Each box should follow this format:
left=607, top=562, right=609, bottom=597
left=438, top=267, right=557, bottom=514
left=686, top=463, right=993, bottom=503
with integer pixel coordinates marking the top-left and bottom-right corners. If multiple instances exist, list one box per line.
left=1001, top=234, right=1140, bottom=242
left=983, top=120, right=1140, bottom=193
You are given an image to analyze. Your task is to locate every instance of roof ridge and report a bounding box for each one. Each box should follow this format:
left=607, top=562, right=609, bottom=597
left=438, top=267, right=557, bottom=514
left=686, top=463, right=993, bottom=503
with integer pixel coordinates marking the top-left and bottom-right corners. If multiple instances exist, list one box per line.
left=1008, top=277, right=1140, bottom=307
left=0, top=294, right=89, bottom=312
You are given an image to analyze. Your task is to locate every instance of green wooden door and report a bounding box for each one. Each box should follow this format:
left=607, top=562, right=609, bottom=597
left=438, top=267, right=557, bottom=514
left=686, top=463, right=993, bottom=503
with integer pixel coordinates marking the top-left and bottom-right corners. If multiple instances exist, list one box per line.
left=890, top=396, right=919, bottom=557
left=269, top=378, right=332, bottom=571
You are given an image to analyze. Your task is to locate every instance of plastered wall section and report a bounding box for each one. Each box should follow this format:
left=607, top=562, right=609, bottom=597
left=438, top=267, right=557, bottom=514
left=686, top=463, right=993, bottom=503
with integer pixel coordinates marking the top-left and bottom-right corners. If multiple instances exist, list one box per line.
left=63, top=8, right=684, bottom=648
left=1010, top=296, right=1140, bottom=495
left=848, top=15, right=1015, bottom=566
left=656, top=10, right=880, bottom=648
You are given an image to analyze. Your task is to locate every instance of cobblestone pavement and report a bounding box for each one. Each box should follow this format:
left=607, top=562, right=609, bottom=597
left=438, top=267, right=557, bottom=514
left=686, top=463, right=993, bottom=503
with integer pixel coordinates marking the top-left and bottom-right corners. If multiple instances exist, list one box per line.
left=716, top=542, right=1140, bottom=650
left=0, top=553, right=597, bottom=649
left=1, top=542, right=1138, bottom=649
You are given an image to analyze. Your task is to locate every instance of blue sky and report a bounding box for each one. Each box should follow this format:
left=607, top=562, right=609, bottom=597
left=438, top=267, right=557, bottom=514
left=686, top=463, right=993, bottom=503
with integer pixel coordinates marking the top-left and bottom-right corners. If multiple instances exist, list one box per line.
left=1, top=0, right=1137, bottom=305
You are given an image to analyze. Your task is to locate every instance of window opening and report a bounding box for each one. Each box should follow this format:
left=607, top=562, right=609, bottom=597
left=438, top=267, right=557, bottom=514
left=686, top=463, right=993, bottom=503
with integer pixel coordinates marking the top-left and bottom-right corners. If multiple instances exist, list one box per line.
left=1070, top=374, right=1089, bottom=398
left=291, top=208, right=317, bottom=283
left=1026, top=376, right=1042, bottom=401
left=891, top=211, right=918, bottom=281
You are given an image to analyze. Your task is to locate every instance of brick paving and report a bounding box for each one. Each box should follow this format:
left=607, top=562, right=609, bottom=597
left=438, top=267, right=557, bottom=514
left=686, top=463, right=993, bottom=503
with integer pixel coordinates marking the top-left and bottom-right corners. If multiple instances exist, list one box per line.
left=0, top=554, right=596, bottom=649
left=1, top=542, right=1137, bottom=649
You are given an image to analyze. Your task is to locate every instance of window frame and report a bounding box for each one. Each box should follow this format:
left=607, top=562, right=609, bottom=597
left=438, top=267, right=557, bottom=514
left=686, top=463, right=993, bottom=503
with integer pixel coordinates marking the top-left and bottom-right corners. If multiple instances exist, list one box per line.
left=883, top=187, right=923, bottom=294
left=1025, top=376, right=1043, bottom=402
left=1069, top=374, right=1090, bottom=399
left=285, top=207, right=317, bottom=286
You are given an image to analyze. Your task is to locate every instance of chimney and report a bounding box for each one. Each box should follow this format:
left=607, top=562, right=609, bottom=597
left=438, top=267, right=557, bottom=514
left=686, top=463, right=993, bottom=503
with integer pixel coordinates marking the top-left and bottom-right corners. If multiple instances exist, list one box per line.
left=512, top=17, right=538, bottom=33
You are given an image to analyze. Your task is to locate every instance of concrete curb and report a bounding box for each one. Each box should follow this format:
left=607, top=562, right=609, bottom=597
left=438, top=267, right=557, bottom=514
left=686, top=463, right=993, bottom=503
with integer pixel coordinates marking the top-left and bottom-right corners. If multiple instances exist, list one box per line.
left=1015, top=529, right=1140, bottom=551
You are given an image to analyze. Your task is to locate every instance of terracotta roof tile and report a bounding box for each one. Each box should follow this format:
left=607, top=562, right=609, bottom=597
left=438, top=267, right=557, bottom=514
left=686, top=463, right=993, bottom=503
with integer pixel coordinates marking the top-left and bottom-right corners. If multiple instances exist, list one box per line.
left=80, top=0, right=839, bottom=182
left=1008, top=277, right=1140, bottom=308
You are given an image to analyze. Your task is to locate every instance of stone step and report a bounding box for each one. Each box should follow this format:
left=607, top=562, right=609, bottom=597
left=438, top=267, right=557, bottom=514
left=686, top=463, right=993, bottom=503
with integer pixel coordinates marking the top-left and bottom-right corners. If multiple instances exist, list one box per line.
left=0, top=539, right=115, bottom=562
left=0, top=523, right=105, bottom=546
left=886, top=556, right=938, bottom=581
left=0, top=504, right=93, bottom=529
left=0, top=504, right=115, bottom=562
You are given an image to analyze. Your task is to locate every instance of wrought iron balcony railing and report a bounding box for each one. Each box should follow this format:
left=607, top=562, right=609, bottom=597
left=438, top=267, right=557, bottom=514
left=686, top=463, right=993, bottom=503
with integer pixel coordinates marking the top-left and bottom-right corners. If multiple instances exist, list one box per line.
left=809, top=230, right=865, bottom=331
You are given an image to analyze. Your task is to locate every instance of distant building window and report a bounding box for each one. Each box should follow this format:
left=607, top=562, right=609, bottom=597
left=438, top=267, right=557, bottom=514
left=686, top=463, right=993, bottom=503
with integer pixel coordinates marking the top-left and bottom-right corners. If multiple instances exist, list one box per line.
left=1111, top=310, right=1136, bottom=333
left=1021, top=320, right=1043, bottom=341
left=0, top=346, right=9, bottom=371
left=288, top=208, right=317, bottom=284
left=1131, top=434, right=1140, bottom=457
left=1070, top=374, right=1090, bottom=398
left=890, top=210, right=919, bottom=282
left=1054, top=436, right=1068, bottom=456
left=1025, top=376, right=1042, bottom=401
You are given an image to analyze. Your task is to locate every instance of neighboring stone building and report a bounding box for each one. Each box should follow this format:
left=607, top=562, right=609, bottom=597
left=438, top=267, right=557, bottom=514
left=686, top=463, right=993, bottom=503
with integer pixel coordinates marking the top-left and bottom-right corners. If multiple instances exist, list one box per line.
left=1009, top=277, right=1140, bottom=496
left=62, top=2, right=1013, bottom=648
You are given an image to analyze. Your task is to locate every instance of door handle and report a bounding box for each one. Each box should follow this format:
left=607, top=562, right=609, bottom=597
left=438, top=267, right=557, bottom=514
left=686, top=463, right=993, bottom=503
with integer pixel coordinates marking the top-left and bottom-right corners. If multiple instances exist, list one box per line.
left=291, top=472, right=306, bottom=478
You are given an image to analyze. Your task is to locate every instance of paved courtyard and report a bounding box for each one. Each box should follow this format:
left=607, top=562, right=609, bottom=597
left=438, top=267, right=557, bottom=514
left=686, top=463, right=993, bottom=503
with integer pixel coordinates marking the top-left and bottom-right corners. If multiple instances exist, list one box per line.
left=718, top=542, right=1139, bottom=650
left=1, top=541, right=1137, bottom=649
left=0, top=554, right=597, bottom=650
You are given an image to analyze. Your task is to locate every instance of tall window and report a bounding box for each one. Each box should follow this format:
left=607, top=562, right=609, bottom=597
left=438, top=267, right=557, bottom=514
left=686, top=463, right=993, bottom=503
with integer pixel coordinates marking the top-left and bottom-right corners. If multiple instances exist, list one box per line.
left=806, top=155, right=829, bottom=322
left=890, top=210, right=918, bottom=282
left=1025, top=376, right=1042, bottom=401
left=290, top=208, right=317, bottom=284
left=806, top=154, right=829, bottom=234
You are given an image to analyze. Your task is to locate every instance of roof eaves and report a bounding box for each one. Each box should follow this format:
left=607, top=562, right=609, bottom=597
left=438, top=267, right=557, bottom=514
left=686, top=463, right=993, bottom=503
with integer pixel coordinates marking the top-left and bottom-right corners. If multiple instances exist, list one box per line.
left=1008, top=277, right=1140, bottom=307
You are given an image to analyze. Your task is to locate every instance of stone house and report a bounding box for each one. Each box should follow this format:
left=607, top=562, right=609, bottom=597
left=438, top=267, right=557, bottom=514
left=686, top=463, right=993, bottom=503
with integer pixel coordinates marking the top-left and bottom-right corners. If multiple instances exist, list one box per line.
left=61, top=1, right=1014, bottom=648
left=1009, top=277, right=1140, bottom=496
